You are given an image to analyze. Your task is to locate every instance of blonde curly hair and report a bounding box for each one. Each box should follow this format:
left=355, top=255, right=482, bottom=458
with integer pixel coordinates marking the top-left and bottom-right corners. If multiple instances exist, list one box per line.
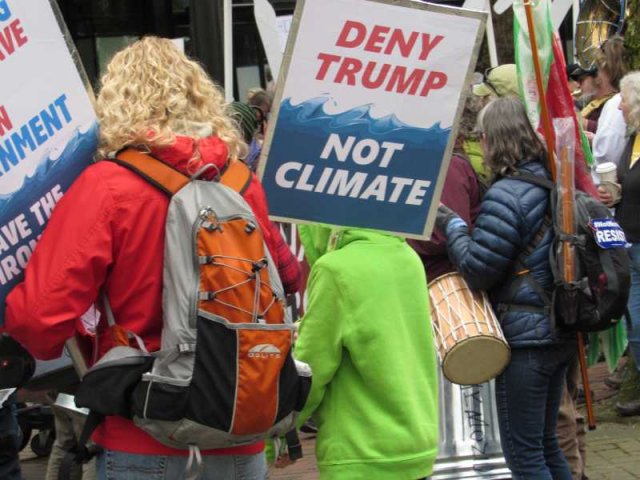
left=95, top=36, right=245, bottom=160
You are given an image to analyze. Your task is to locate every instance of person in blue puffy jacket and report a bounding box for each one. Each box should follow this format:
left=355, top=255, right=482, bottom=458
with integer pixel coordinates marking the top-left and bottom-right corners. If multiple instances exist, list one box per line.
left=436, top=97, right=576, bottom=480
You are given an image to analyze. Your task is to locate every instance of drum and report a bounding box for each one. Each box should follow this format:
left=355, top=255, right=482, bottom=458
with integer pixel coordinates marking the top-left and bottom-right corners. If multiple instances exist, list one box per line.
left=428, top=273, right=510, bottom=385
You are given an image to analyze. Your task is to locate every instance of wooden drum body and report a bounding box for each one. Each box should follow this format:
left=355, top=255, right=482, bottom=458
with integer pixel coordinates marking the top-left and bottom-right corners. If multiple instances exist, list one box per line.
left=428, top=273, right=510, bottom=385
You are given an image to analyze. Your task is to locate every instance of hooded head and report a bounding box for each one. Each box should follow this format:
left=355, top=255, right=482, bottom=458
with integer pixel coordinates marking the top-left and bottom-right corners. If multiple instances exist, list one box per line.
left=298, top=224, right=404, bottom=267
left=298, top=224, right=336, bottom=267
left=472, top=64, right=519, bottom=99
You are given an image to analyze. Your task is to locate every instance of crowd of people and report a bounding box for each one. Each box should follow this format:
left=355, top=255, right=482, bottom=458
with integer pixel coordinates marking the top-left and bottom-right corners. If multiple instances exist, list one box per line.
left=0, top=28, right=639, bottom=480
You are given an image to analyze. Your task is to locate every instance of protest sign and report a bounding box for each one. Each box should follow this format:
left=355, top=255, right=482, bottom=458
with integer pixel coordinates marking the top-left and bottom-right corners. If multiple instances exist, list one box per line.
left=0, top=0, right=97, bottom=326
left=259, top=0, right=485, bottom=239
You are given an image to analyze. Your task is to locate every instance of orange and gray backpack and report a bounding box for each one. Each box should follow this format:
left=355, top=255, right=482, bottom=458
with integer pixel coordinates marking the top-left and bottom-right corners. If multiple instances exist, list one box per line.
left=68, top=149, right=310, bottom=470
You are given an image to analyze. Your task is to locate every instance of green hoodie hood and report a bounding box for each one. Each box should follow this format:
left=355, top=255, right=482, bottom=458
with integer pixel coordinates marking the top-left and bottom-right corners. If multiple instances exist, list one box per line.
left=298, top=224, right=404, bottom=267
left=297, top=224, right=333, bottom=267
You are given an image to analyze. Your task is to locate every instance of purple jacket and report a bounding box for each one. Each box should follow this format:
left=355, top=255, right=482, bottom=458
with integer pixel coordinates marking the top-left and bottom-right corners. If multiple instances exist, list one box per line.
left=408, top=154, right=481, bottom=282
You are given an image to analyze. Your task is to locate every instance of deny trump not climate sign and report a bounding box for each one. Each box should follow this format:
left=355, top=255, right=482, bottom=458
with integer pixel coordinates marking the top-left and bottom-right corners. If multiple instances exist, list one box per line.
left=259, top=0, right=485, bottom=239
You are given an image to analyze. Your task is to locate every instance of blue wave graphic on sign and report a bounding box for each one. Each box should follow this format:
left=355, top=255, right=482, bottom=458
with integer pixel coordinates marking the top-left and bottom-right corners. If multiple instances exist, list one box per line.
left=0, top=124, right=98, bottom=209
left=276, top=96, right=449, bottom=144
left=262, top=96, right=451, bottom=235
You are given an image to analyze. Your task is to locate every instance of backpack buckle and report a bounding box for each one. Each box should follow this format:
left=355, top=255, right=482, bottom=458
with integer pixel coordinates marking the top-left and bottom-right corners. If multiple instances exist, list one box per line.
left=199, top=256, right=214, bottom=265
left=199, top=208, right=222, bottom=232
left=198, top=291, right=216, bottom=301
left=203, top=221, right=223, bottom=233
left=252, top=258, right=268, bottom=272
left=177, top=343, right=196, bottom=354
left=245, top=221, right=256, bottom=234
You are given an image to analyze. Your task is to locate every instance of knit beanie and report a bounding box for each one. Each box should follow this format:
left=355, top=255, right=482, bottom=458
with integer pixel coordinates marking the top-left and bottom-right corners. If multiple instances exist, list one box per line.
left=229, top=101, right=259, bottom=143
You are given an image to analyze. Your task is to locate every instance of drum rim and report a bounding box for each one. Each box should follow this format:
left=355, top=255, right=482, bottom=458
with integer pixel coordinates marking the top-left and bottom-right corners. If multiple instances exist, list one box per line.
left=427, top=271, right=466, bottom=288
left=442, top=336, right=511, bottom=385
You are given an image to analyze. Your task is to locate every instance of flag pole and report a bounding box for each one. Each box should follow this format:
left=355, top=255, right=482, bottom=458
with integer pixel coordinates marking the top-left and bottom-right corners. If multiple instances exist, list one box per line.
left=522, top=0, right=595, bottom=428
left=523, top=0, right=556, bottom=178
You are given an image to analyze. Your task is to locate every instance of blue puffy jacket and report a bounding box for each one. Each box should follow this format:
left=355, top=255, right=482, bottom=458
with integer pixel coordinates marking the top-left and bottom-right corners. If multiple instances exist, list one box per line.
left=446, top=160, right=568, bottom=347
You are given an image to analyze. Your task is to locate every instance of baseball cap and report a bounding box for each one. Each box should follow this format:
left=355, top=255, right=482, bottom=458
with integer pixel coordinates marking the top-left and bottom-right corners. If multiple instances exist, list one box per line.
left=472, top=64, right=519, bottom=98
left=566, top=63, right=597, bottom=81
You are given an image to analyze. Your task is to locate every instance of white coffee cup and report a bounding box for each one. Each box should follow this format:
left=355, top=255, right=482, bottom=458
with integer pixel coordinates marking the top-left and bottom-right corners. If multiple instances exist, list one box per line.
left=595, top=162, right=618, bottom=184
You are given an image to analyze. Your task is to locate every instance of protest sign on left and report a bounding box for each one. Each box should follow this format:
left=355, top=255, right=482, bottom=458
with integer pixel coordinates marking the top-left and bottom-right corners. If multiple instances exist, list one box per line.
left=0, top=0, right=97, bottom=326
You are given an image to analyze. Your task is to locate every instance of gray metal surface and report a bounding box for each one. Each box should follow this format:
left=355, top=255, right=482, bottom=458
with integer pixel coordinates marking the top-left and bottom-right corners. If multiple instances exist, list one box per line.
left=33, top=354, right=73, bottom=379
left=54, top=392, right=89, bottom=415
left=431, top=368, right=512, bottom=480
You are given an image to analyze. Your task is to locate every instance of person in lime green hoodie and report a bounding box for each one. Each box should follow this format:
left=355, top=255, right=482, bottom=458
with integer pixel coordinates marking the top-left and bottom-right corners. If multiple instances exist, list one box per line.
left=294, top=225, right=439, bottom=480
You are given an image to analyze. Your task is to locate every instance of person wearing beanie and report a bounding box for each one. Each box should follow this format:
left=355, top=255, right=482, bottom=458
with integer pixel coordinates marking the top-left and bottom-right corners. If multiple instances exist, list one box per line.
left=228, top=101, right=262, bottom=170
left=228, top=101, right=258, bottom=144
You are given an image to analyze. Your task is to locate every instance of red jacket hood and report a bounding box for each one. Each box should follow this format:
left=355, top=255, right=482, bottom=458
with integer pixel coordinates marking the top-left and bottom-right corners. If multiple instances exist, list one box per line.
left=151, top=135, right=229, bottom=180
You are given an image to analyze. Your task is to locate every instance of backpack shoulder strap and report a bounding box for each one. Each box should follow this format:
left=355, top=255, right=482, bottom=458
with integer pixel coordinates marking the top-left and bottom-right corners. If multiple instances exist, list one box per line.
left=220, top=160, right=252, bottom=195
left=59, top=410, right=104, bottom=480
left=496, top=174, right=555, bottom=316
left=509, top=170, right=554, bottom=190
left=504, top=169, right=555, bottom=265
left=112, top=149, right=252, bottom=196
left=111, top=148, right=189, bottom=196
left=496, top=214, right=553, bottom=315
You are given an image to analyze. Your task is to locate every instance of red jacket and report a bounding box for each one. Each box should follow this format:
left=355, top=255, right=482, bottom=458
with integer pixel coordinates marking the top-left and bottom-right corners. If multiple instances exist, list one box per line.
left=4, top=135, right=301, bottom=455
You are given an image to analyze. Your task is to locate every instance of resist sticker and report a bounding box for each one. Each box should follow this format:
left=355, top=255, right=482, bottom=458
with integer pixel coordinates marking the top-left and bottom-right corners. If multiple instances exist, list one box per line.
left=590, top=218, right=628, bottom=249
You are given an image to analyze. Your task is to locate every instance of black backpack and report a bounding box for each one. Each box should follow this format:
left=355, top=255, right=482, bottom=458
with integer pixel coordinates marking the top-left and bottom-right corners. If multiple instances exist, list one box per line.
left=507, top=171, right=630, bottom=333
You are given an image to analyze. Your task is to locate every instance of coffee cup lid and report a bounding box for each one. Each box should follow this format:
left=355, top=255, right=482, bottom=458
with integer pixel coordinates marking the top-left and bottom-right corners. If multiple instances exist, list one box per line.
left=595, top=162, right=617, bottom=173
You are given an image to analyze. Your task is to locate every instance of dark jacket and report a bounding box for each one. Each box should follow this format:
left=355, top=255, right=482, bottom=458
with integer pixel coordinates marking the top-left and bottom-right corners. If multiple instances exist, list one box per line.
left=615, top=134, right=640, bottom=242
left=446, top=160, right=565, bottom=347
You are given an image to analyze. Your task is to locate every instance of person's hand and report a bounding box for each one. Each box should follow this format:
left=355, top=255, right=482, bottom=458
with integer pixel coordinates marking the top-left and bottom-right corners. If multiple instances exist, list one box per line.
left=435, top=204, right=466, bottom=235
left=274, top=453, right=297, bottom=468
left=435, top=204, right=455, bottom=233
left=582, top=116, right=589, bottom=130
left=584, top=130, right=594, bottom=144
left=293, top=321, right=300, bottom=342
left=598, top=185, right=615, bottom=207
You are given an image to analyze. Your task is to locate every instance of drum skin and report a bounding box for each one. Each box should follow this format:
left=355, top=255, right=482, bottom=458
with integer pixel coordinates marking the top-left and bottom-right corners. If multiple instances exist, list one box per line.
left=428, top=273, right=510, bottom=385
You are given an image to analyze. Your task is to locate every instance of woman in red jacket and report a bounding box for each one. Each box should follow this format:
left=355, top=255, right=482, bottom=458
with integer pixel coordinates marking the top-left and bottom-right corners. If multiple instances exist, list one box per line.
left=4, top=37, right=300, bottom=479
